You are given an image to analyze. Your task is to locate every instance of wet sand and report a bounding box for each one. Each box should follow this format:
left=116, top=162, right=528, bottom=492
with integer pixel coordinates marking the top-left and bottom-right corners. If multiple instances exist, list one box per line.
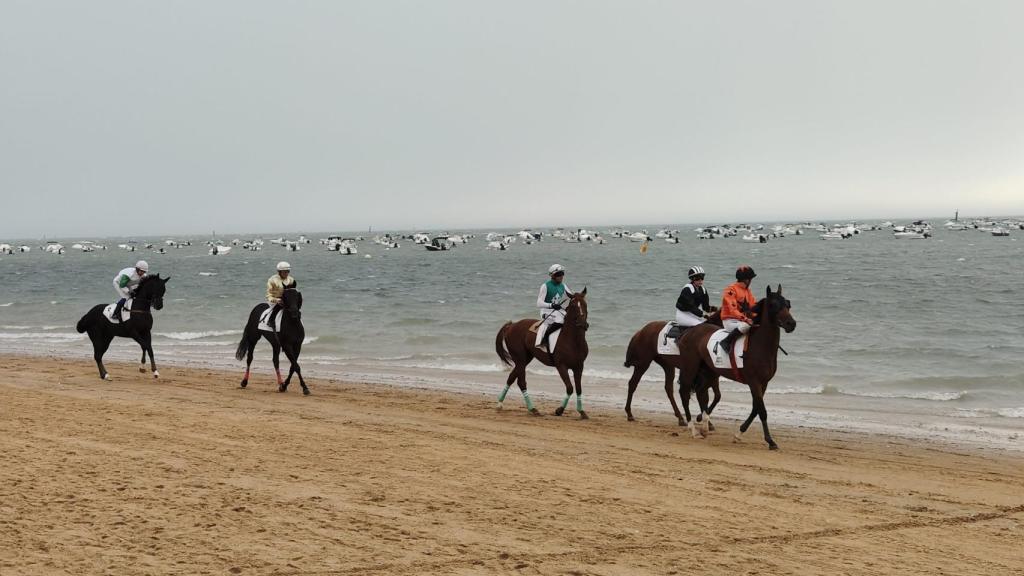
left=1, top=355, right=1022, bottom=575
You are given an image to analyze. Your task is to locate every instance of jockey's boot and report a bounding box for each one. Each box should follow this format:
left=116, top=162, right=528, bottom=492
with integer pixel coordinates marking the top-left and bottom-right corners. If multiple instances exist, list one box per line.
left=718, top=328, right=742, bottom=354
left=541, top=322, right=562, bottom=351
left=112, top=298, right=126, bottom=323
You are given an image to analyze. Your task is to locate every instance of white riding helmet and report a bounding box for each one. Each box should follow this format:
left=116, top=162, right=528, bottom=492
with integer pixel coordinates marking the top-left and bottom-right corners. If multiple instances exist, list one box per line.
left=276, top=261, right=291, bottom=271
left=687, top=265, right=705, bottom=279
left=135, top=260, right=149, bottom=273
left=548, top=264, right=566, bottom=276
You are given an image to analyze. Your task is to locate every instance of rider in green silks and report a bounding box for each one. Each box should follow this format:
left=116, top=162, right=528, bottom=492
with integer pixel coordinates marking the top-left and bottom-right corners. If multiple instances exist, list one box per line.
left=537, top=264, right=574, bottom=352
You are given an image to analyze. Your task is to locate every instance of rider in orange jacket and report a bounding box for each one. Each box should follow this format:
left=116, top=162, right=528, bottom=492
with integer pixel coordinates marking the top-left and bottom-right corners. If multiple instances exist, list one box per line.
left=719, top=265, right=758, bottom=354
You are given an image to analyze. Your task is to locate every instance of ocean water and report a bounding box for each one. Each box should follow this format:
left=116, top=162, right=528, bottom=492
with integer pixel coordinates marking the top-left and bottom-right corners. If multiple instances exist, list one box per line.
left=2, top=224, right=1023, bottom=450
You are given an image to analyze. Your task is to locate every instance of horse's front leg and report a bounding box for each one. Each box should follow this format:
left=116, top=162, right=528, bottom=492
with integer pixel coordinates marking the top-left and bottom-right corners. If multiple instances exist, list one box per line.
left=572, top=365, right=587, bottom=420
left=142, top=334, right=158, bottom=378
left=554, top=364, right=574, bottom=416
left=705, top=376, right=721, bottom=431
left=268, top=338, right=284, bottom=387
left=94, top=335, right=112, bottom=380
left=282, top=345, right=308, bottom=396
left=139, top=346, right=147, bottom=373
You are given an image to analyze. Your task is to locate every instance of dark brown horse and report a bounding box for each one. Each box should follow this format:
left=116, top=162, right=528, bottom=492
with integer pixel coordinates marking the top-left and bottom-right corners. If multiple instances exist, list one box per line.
left=677, top=286, right=796, bottom=449
left=495, top=289, right=589, bottom=418
left=623, top=313, right=723, bottom=437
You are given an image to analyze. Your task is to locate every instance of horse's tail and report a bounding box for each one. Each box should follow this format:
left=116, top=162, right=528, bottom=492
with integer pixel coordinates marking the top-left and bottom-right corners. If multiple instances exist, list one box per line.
left=235, top=314, right=258, bottom=361
left=234, top=332, right=249, bottom=361
left=495, top=322, right=513, bottom=367
left=624, top=331, right=639, bottom=367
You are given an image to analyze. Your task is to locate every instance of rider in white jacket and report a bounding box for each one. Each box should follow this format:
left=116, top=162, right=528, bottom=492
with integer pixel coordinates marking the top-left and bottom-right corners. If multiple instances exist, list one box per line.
left=111, top=260, right=149, bottom=322
left=537, top=264, right=573, bottom=350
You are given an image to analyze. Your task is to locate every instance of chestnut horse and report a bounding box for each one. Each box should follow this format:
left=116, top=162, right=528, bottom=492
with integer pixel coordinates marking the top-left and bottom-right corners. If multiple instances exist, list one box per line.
left=677, top=285, right=796, bottom=449
left=623, top=314, right=723, bottom=436
left=494, top=289, right=589, bottom=418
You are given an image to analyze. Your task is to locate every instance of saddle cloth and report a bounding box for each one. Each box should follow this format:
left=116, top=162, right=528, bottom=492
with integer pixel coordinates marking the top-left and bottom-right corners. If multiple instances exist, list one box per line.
left=103, top=299, right=133, bottom=323
left=657, top=323, right=682, bottom=356
left=707, top=329, right=747, bottom=369
left=531, top=321, right=562, bottom=353
left=258, top=306, right=284, bottom=332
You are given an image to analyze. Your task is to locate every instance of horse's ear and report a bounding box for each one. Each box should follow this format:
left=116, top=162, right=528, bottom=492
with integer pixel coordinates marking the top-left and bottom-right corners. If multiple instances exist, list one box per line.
left=776, top=284, right=782, bottom=295
left=581, top=286, right=587, bottom=296
left=766, top=285, right=773, bottom=297
left=163, top=276, right=171, bottom=283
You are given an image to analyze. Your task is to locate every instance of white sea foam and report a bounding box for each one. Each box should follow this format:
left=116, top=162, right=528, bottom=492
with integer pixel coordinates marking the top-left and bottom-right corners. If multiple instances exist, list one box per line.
left=156, top=330, right=242, bottom=340
left=997, top=407, right=1024, bottom=419
left=0, top=303, right=12, bottom=307
left=0, top=332, right=85, bottom=341
left=303, top=336, right=318, bottom=344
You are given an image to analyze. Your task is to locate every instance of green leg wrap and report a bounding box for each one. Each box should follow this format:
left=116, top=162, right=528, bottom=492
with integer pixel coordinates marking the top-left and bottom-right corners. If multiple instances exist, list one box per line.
left=523, top=391, right=535, bottom=411
left=498, top=384, right=511, bottom=402
left=560, top=394, right=571, bottom=410
left=576, top=395, right=584, bottom=412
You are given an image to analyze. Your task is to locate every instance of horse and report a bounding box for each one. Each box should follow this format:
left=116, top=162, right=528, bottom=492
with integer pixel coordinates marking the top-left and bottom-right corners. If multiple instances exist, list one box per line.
left=677, top=285, right=796, bottom=449
left=494, top=289, right=590, bottom=418
left=234, top=287, right=309, bottom=395
left=76, top=274, right=170, bottom=380
left=623, top=312, right=723, bottom=436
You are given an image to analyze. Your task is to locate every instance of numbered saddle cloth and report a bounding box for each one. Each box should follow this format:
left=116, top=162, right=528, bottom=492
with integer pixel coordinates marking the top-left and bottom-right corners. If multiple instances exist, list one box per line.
left=707, top=329, right=747, bottom=369
left=102, top=299, right=133, bottom=323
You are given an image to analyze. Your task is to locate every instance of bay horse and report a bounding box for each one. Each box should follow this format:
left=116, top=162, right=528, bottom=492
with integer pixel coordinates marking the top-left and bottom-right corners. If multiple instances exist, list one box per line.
left=494, top=289, right=589, bottom=418
left=234, top=287, right=309, bottom=395
left=623, top=312, right=723, bottom=436
left=678, top=285, right=796, bottom=449
left=76, top=274, right=170, bottom=380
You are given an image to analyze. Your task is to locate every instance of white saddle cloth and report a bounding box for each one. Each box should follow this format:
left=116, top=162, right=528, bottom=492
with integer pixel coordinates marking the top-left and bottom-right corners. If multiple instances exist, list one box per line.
left=657, top=323, right=681, bottom=356
left=103, top=299, right=133, bottom=323
left=258, top=307, right=284, bottom=332
left=707, top=329, right=747, bottom=369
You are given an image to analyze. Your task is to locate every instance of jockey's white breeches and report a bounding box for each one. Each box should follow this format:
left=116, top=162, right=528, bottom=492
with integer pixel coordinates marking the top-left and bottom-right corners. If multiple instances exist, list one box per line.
left=723, top=319, right=752, bottom=333
left=541, top=309, right=566, bottom=326
left=675, top=310, right=705, bottom=327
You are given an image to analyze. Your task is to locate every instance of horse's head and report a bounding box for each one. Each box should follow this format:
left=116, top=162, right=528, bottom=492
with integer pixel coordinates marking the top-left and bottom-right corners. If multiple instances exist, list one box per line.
left=765, top=285, right=795, bottom=333
left=281, top=287, right=303, bottom=320
left=564, top=287, right=589, bottom=331
left=137, top=274, right=169, bottom=310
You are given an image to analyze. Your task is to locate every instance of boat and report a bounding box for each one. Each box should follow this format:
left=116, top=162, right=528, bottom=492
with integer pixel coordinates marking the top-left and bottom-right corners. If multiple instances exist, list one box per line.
left=486, top=241, right=508, bottom=250
left=819, top=232, right=845, bottom=240
left=991, top=228, right=1010, bottom=237
left=743, top=234, right=768, bottom=243
left=209, top=245, right=232, bottom=255
left=425, top=236, right=454, bottom=251
left=627, top=231, right=651, bottom=242
left=893, top=231, right=930, bottom=239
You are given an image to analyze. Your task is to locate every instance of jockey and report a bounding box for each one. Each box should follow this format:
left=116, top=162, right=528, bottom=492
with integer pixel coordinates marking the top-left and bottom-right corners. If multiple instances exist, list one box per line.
left=719, top=265, right=758, bottom=354
left=537, top=264, right=574, bottom=351
left=111, top=260, right=149, bottom=322
left=266, top=261, right=296, bottom=330
left=675, top=266, right=714, bottom=327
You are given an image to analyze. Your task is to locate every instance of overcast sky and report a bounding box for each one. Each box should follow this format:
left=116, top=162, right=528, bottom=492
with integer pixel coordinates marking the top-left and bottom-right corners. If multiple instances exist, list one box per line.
left=2, top=1, right=1022, bottom=238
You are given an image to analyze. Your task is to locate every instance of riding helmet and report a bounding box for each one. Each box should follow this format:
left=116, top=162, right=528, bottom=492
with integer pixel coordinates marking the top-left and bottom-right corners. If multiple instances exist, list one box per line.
left=548, top=264, right=565, bottom=276
left=135, top=260, right=149, bottom=273
left=735, top=265, right=756, bottom=281
left=277, top=261, right=291, bottom=271
left=687, top=265, right=705, bottom=279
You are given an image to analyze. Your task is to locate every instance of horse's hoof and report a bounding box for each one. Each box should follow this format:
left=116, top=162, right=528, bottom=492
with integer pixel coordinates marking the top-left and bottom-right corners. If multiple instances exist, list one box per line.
left=496, top=402, right=503, bottom=411
left=529, top=408, right=542, bottom=417
left=240, top=380, right=248, bottom=389
left=103, top=374, right=112, bottom=381
left=152, top=371, right=159, bottom=379
left=139, top=366, right=146, bottom=373
left=302, top=388, right=310, bottom=396
left=733, top=433, right=743, bottom=443
left=677, top=418, right=687, bottom=427
left=554, top=407, right=565, bottom=416
left=708, top=421, right=716, bottom=432
left=278, top=385, right=287, bottom=393
left=578, top=411, right=589, bottom=420
left=627, top=414, right=635, bottom=422
left=768, top=443, right=779, bottom=451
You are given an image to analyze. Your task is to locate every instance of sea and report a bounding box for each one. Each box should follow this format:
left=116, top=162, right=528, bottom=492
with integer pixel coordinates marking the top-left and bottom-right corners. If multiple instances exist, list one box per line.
left=2, top=223, right=1022, bottom=451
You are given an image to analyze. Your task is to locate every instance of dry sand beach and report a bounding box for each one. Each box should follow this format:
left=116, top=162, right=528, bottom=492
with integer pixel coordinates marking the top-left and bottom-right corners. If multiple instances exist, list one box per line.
left=2, top=355, right=1022, bottom=575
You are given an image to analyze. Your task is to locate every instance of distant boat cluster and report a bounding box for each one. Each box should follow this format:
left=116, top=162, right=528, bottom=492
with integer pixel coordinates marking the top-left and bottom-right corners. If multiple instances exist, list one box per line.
left=4, top=215, right=1019, bottom=257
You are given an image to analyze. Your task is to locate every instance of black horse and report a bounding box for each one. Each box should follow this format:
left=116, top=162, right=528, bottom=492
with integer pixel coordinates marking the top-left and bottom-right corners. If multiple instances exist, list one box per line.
left=76, top=274, right=170, bottom=380
left=234, top=287, right=309, bottom=395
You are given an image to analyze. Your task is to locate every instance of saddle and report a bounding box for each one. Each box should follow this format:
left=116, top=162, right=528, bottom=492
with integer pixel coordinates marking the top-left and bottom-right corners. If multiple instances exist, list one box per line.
left=663, top=322, right=691, bottom=346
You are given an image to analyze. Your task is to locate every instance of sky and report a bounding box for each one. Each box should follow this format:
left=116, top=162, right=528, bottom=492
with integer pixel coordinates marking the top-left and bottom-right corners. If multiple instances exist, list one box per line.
left=2, top=0, right=1023, bottom=238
